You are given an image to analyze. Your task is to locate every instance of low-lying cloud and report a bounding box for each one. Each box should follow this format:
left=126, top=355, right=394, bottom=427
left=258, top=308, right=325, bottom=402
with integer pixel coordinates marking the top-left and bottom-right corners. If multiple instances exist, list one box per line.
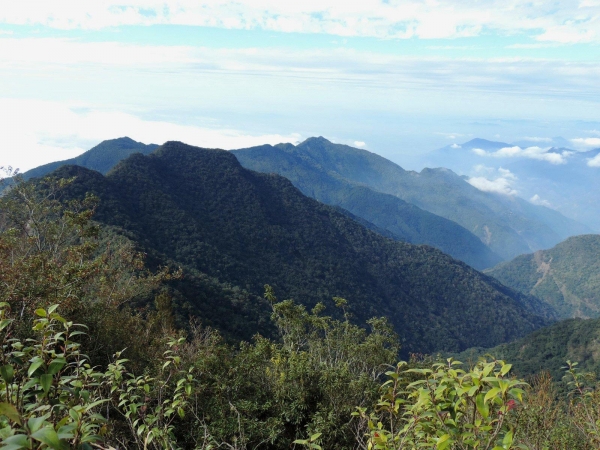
left=467, top=166, right=518, bottom=196
left=530, top=194, right=551, bottom=207
left=472, top=145, right=571, bottom=164
left=588, top=154, right=600, bottom=167
left=571, top=137, right=600, bottom=149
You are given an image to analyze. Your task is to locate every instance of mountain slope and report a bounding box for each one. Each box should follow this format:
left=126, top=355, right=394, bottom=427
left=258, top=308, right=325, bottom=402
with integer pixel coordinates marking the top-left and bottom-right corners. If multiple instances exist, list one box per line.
left=486, top=234, right=600, bottom=319
left=233, top=144, right=502, bottom=270
left=288, top=137, right=589, bottom=260
left=54, top=141, right=553, bottom=355
left=22, top=137, right=158, bottom=180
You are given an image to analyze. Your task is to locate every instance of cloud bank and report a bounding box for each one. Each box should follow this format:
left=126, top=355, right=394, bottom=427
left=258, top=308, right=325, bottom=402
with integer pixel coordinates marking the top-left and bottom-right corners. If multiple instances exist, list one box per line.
left=1, top=1, right=600, bottom=43
left=472, top=146, right=571, bottom=164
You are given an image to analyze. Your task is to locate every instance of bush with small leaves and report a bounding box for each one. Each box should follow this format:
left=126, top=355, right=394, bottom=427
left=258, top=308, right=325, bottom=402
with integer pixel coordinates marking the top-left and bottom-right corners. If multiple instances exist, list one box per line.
left=354, top=358, right=527, bottom=450
left=0, top=303, right=109, bottom=449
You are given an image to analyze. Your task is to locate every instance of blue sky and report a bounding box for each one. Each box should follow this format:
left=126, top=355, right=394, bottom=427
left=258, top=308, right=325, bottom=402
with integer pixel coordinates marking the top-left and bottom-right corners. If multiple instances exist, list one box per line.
left=1, top=0, right=600, bottom=172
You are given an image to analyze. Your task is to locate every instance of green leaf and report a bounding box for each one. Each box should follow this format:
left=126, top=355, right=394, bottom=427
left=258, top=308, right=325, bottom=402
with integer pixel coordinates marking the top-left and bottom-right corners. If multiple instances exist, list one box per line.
left=500, top=364, right=512, bottom=376
left=484, top=387, right=501, bottom=404
left=34, top=309, right=47, bottom=317
left=1, top=364, right=14, bottom=383
left=476, top=393, right=489, bottom=419
left=502, top=430, right=514, bottom=447
left=0, top=433, right=31, bottom=450
left=0, top=402, right=22, bottom=425
left=47, top=358, right=66, bottom=375
left=437, top=434, right=453, bottom=450
left=31, top=426, right=68, bottom=450
left=40, top=374, right=53, bottom=394
left=0, top=318, right=12, bottom=331
left=28, top=415, right=50, bottom=433
left=28, top=358, right=45, bottom=377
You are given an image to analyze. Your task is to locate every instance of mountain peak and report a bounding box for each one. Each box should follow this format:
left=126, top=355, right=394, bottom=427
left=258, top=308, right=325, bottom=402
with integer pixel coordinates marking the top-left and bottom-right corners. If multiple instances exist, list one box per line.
left=300, top=136, right=333, bottom=145
left=461, top=138, right=511, bottom=150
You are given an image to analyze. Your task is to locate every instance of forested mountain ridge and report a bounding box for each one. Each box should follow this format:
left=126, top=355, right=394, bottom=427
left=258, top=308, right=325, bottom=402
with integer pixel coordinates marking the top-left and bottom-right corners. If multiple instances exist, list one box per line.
left=53, top=141, right=554, bottom=355
left=486, top=234, right=600, bottom=319
left=233, top=144, right=502, bottom=270
left=20, top=137, right=158, bottom=180
left=279, top=137, right=589, bottom=260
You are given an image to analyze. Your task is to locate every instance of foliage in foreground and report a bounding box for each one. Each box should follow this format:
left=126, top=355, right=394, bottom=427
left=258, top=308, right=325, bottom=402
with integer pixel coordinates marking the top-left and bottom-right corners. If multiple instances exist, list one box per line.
left=355, top=359, right=525, bottom=450
left=7, top=300, right=600, bottom=449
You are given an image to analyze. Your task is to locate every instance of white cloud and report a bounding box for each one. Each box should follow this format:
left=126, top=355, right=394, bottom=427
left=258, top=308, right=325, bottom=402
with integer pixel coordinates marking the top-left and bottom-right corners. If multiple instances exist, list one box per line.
left=530, top=194, right=551, bottom=207
left=354, top=141, right=366, bottom=147
left=0, top=98, right=300, bottom=172
left=435, top=132, right=464, bottom=139
left=497, top=167, right=517, bottom=180
left=450, top=143, right=461, bottom=149
left=1, top=1, right=600, bottom=43
left=471, top=145, right=570, bottom=164
left=468, top=166, right=518, bottom=195
left=468, top=176, right=518, bottom=196
left=588, top=154, right=600, bottom=167
left=571, top=137, right=600, bottom=148
left=506, top=43, right=558, bottom=49
left=522, top=136, right=552, bottom=142
left=2, top=36, right=600, bottom=102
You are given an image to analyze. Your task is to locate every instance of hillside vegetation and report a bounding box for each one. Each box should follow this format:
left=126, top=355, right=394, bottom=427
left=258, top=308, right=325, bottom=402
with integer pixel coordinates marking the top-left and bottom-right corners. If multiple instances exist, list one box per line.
left=52, top=141, right=554, bottom=355
left=486, top=234, right=600, bottom=318
left=457, top=317, right=600, bottom=391
left=234, top=144, right=502, bottom=270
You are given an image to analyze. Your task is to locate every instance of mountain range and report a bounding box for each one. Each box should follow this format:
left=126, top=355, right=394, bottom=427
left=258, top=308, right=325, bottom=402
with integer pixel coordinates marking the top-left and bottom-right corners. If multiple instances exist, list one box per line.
left=235, top=137, right=589, bottom=261
left=233, top=143, right=501, bottom=270
left=49, top=141, right=555, bottom=356
left=17, top=136, right=590, bottom=266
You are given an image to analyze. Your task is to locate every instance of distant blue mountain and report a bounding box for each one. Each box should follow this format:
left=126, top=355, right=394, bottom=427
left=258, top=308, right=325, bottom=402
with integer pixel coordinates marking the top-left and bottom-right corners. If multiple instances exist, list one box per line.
left=425, top=137, right=600, bottom=231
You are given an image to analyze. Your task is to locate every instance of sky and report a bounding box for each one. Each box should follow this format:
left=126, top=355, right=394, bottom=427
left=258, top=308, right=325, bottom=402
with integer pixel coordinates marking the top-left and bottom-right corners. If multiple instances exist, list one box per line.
left=1, top=0, right=600, bottom=173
